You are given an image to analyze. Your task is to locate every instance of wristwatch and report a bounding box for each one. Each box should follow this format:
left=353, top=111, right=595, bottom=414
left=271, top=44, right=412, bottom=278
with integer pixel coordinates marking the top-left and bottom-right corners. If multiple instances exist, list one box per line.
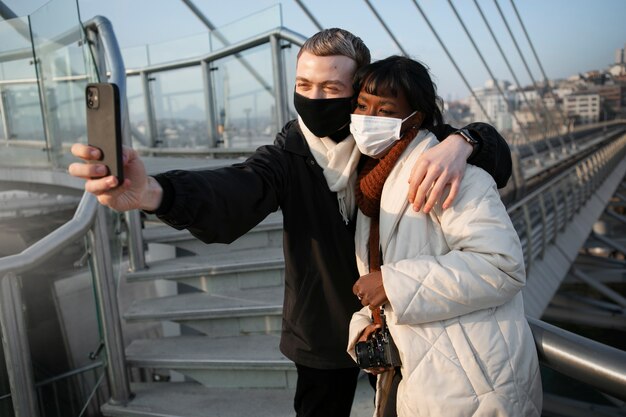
left=454, top=128, right=479, bottom=158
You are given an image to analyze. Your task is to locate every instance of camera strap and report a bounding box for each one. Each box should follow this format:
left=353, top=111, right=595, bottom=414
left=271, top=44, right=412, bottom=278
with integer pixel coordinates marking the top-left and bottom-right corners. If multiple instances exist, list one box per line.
left=371, top=307, right=384, bottom=327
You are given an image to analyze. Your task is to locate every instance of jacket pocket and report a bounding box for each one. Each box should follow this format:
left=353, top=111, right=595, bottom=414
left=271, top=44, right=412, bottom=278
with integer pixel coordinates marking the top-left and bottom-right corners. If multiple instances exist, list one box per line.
left=445, top=320, right=494, bottom=396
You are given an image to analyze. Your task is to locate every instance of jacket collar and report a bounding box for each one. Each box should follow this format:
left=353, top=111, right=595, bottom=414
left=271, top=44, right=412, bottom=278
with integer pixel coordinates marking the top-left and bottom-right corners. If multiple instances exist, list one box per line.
left=283, top=120, right=312, bottom=156
left=380, top=130, right=435, bottom=254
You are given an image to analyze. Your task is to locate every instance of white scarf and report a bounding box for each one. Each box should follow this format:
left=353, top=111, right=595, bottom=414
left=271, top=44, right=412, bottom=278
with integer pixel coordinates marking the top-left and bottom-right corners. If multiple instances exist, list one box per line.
left=299, top=116, right=361, bottom=224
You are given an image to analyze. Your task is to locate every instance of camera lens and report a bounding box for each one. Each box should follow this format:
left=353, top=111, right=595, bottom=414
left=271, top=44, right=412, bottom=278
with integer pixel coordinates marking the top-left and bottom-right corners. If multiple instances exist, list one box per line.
left=88, top=100, right=94, bottom=107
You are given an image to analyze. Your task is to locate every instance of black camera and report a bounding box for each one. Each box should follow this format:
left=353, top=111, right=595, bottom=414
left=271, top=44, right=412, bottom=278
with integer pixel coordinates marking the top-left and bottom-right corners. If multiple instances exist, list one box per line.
left=355, top=313, right=401, bottom=369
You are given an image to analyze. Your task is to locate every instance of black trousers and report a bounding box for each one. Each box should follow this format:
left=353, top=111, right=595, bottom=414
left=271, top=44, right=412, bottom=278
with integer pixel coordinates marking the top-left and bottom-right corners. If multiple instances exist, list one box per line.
left=294, top=364, right=360, bottom=417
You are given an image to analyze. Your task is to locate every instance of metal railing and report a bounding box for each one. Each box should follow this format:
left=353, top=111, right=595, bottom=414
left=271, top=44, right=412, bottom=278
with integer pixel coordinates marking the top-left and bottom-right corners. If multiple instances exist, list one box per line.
left=0, top=193, right=131, bottom=417
left=508, top=132, right=626, bottom=272
left=123, top=26, right=305, bottom=150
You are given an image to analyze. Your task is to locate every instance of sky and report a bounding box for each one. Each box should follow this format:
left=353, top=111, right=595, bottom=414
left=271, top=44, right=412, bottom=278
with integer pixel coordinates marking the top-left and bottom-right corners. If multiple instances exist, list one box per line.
left=4, top=0, right=626, bottom=101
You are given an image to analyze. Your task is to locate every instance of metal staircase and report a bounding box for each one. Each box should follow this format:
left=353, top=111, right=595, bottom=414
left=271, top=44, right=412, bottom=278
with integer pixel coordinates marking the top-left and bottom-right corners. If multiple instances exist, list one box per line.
left=101, top=212, right=299, bottom=417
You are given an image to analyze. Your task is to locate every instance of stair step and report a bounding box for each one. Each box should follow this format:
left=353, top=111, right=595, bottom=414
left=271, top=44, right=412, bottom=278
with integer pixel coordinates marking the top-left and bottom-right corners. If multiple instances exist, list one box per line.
left=124, top=287, right=283, bottom=336
left=143, top=211, right=283, bottom=255
left=101, top=382, right=295, bottom=417
left=101, top=375, right=376, bottom=417
left=126, top=334, right=295, bottom=388
left=126, top=249, right=284, bottom=291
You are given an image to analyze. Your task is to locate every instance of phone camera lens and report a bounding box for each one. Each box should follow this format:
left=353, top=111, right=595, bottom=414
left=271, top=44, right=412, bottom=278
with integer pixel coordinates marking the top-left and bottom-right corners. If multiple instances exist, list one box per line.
left=88, top=100, right=94, bottom=107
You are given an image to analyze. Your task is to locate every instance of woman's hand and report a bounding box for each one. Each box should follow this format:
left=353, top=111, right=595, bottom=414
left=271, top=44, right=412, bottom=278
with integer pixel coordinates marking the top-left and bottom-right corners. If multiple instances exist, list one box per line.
left=68, top=144, right=162, bottom=212
left=357, top=323, right=392, bottom=375
left=407, top=134, right=472, bottom=213
left=353, top=270, right=388, bottom=308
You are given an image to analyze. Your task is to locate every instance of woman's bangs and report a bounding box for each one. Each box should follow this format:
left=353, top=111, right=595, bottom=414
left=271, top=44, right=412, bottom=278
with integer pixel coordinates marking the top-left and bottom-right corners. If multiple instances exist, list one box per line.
left=362, top=70, right=399, bottom=98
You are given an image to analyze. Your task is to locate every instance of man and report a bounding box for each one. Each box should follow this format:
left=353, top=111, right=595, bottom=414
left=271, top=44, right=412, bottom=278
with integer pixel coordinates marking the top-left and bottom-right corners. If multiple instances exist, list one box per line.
left=70, top=28, right=511, bottom=417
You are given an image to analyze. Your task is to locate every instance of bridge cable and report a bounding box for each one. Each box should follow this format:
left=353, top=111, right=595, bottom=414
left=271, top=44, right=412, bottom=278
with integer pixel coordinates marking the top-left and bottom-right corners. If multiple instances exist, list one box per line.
left=492, top=0, right=568, bottom=150
left=292, top=0, right=324, bottom=31
left=362, top=0, right=409, bottom=57
left=509, top=0, right=574, bottom=141
left=179, top=0, right=273, bottom=94
left=447, top=0, right=537, bottom=156
left=408, top=0, right=496, bottom=127
left=471, top=0, right=550, bottom=153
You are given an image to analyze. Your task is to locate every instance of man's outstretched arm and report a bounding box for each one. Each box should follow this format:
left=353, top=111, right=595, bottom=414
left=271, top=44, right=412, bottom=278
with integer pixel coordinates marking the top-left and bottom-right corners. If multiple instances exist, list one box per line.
left=407, top=122, right=511, bottom=213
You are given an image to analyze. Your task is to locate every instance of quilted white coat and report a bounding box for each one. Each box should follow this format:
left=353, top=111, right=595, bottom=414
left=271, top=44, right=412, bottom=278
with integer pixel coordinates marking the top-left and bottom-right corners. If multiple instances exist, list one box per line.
left=348, top=131, right=542, bottom=417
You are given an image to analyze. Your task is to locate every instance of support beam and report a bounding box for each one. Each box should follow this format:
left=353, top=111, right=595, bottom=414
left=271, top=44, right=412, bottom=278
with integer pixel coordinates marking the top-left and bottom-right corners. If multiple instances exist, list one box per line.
left=592, top=232, right=626, bottom=256
left=605, top=208, right=626, bottom=226
left=571, top=267, right=626, bottom=308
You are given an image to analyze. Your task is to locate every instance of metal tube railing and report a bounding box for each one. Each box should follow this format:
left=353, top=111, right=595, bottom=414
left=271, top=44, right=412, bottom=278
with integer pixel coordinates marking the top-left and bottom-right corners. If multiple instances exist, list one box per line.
left=88, top=207, right=131, bottom=405
left=124, top=27, right=305, bottom=76
left=529, top=318, right=626, bottom=401
left=0, top=273, right=40, bottom=417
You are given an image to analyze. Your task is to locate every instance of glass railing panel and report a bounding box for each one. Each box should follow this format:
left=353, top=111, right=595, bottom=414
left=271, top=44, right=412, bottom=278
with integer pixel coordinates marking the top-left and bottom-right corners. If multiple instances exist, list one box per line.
left=29, top=0, right=97, bottom=169
left=126, top=75, right=149, bottom=147
left=121, top=44, right=150, bottom=70
left=210, top=4, right=282, bottom=51
left=9, top=213, right=103, bottom=415
left=147, top=66, right=208, bottom=148
left=211, top=43, right=277, bottom=148
left=282, top=41, right=299, bottom=121
left=0, top=323, right=14, bottom=416
left=147, top=32, right=211, bottom=66
left=0, top=15, right=47, bottom=165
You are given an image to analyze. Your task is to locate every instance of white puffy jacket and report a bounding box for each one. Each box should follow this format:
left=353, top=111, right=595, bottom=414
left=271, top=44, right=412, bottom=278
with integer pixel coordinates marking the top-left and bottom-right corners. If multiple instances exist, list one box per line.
left=348, top=131, right=542, bottom=417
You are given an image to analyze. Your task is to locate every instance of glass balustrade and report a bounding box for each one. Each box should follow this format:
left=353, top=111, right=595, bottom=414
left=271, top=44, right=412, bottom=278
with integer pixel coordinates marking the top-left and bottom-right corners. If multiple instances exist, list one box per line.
left=0, top=15, right=46, bottom=167
left=29, top=0, right=98, bottom=169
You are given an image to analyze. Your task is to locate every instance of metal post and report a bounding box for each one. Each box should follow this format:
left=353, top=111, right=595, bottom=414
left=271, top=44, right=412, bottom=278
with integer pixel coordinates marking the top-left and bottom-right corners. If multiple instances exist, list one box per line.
left=270, top=34, right=288, bottom=130
left=125, top=211, right=146, bottom=272
left=0, top=85, right=11, bottom=140
left=89, top=206, right=131, bottom=405
left=522, top=204, right=533, bottom=271
left=201, top=60, right=218, bottom=147
left=141, top=72, right=157, bottom=148
left=86, top=28, right=107, bottom=82
left=0, top=273, right=40, bottom=417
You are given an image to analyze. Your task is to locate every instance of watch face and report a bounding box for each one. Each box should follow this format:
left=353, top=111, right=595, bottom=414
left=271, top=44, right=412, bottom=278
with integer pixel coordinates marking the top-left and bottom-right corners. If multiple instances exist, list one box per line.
left=459, top=129, right=477, bottom=145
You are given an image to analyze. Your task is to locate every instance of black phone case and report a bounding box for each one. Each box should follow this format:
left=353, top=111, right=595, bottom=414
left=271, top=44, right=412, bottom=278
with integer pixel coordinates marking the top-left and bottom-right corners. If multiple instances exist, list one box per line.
left=86, top=82, right=124, bottom=184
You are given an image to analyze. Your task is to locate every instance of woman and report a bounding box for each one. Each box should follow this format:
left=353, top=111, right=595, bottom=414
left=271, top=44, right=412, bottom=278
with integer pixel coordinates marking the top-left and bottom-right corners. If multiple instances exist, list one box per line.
left=346, top=56, right=542, bottom=417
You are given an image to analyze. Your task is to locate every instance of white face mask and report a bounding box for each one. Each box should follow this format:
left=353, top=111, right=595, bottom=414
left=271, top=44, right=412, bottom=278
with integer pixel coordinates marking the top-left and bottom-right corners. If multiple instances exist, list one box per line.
left=350, top=111, right=417, bottom=158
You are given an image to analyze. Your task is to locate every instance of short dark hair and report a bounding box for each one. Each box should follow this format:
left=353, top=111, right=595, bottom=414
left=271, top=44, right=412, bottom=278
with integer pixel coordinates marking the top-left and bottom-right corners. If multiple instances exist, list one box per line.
left=298, top=28, right=371, bottom=70
left=352, top=55, right=444, bottom=129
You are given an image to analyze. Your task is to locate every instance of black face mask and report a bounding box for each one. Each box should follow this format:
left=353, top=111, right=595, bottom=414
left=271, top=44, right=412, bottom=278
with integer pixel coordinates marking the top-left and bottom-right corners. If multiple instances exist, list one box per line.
left=294, top=91, right=353, bottom=139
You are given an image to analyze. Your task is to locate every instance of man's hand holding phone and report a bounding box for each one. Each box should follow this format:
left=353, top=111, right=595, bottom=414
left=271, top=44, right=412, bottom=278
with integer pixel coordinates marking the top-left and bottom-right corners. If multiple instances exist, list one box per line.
left=69, top=144, right=162, bottom=212
left=72, top=82, right=163, bottom=212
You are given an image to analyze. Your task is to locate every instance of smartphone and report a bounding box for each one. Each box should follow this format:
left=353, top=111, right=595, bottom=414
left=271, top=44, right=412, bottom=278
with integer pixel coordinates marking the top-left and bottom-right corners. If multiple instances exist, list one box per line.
left=85, top=82, right=124, bottom=184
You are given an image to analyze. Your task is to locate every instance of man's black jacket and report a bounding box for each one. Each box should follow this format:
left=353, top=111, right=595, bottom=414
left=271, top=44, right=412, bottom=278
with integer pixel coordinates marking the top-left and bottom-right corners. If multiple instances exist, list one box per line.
left=154, top=120, right=512, bottom=369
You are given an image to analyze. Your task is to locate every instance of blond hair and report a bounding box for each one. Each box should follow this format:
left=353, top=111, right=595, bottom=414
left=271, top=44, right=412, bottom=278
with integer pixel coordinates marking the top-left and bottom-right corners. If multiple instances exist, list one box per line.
left=298, top=28, right=371, bottom=70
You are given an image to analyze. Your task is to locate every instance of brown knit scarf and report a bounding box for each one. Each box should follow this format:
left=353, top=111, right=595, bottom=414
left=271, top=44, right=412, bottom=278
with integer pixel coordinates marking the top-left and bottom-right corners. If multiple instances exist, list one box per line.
left=355, top=126, right=419, bottom=271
